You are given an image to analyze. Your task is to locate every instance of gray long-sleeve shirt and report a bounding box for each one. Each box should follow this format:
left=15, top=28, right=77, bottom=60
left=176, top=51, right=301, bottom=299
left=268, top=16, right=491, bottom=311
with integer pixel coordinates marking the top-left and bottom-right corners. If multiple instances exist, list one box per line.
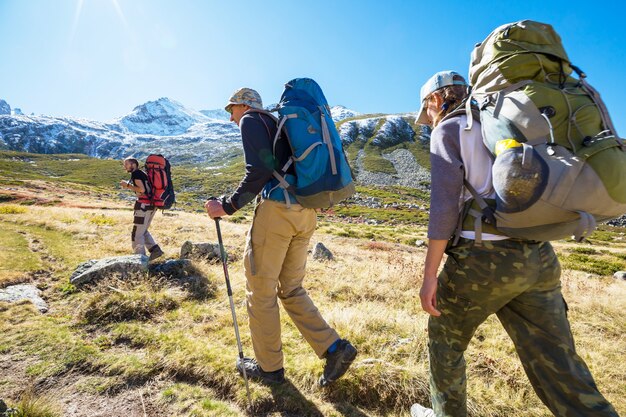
left=428, top=117, right=465, bottom=240
left=428, top=115, right=498, bottom=240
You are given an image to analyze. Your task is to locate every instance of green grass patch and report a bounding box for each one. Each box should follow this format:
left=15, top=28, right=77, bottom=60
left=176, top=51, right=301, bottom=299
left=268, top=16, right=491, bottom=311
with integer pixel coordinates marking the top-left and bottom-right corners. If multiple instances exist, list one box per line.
left=0, top=204, right=27, bottom=214
left=0, top=225, right=42, bottom=287
left=83, top=213, right=117, bottom=226
left=560, top=252, right=626, bottom=276
left=361, top=143, right=396, bottom=175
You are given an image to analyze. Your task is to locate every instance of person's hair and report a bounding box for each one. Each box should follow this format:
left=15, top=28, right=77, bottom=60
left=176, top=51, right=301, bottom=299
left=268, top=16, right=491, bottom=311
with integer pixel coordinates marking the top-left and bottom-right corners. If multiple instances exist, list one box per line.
left=430, top=75, right=469, bottom=127
left=124, top=157, right=139, bottom=167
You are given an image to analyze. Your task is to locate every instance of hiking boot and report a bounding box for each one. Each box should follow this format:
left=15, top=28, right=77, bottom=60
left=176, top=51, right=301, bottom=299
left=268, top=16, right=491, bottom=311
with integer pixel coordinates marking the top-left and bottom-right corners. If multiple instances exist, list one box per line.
left=410, top=403, right=435, bottom=417
left=319, top=339, right=357, bottom=387
left=236, top=357, right=285, bottom=385
left=148, top=245, right=164, bottom=261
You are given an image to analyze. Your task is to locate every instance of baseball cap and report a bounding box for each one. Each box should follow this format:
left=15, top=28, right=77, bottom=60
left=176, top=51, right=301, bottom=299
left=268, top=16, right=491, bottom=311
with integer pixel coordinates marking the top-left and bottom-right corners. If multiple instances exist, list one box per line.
left=415, top=71, right=468, bottom=125
left=224, top=88, right=263, bottom=113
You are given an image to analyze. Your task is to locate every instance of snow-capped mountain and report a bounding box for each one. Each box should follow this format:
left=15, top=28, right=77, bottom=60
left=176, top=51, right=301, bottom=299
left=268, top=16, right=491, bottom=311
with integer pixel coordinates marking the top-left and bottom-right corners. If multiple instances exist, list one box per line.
left=330, top=105, right=360, bottom=122
left=119, top=98, right=209, bottom=136
left=0, top=98, right=242, bottom=164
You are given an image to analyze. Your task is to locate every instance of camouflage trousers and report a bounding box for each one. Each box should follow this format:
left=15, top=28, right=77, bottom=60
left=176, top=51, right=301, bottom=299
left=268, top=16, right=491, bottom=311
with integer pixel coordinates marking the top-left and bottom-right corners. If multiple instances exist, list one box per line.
left=428, top=238, right=617, bottom=417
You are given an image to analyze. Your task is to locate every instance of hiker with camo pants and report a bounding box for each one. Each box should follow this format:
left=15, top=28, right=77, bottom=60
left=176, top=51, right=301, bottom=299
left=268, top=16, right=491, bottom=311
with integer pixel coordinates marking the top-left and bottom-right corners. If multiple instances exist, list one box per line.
left=409, top=71, right=618, bottom=417
left=120, top=157, right=164, bottom=261
left=205, top=88, right=357, bottom=386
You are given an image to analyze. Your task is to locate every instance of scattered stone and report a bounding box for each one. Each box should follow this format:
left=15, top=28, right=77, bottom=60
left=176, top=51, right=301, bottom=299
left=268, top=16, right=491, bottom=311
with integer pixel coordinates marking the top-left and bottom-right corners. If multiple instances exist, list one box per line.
left=70, top=255, right=148, bottom=285
left=0, top=284, right=48, bottom=313
left=313, top=242, right=334, bottom=261
left=613, top=271, right=626, bottom=281
left=415, top=240, right=427, bottom=248
left=180, top=241, right=236, bottom=263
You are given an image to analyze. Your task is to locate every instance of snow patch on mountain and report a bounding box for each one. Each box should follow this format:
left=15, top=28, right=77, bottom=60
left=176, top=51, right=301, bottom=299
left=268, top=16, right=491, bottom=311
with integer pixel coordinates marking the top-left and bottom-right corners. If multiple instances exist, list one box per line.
left=339, top=117, right=378, bottom=145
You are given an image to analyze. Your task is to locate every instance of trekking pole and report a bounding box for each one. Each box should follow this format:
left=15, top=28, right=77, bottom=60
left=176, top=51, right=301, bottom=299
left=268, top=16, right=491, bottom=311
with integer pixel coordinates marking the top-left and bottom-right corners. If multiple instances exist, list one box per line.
left=212, top=213, right=252, bottom=410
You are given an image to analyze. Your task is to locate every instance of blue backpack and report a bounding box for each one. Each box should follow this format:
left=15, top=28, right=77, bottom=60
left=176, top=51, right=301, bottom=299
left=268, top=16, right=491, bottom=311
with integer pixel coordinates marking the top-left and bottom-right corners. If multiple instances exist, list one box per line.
left=255, top=78, right=355, bottom=208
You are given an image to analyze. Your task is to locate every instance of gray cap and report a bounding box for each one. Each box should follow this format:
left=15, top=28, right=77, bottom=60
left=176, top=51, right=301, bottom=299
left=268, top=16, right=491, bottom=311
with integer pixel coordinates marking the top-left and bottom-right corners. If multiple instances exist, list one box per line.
left=224, top=87, right=263, bottom=113
left=416, top=70, right=468, bottom=125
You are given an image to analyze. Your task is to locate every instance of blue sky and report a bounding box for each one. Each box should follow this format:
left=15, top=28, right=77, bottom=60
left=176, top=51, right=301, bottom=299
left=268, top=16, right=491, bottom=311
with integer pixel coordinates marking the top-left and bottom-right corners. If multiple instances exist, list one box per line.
left=0, top=0, right=624, bottom=132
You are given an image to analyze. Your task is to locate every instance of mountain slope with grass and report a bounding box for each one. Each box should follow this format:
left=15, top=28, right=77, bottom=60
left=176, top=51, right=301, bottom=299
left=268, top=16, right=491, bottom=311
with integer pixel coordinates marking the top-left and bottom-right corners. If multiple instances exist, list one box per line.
left=337, top=113, right=432, bottom=189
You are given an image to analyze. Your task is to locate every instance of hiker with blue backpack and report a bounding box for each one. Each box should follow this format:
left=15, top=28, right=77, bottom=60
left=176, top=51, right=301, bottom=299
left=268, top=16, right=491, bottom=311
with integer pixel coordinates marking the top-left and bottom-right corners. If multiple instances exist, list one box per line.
left=205, top=82, right=357, bottom=386
left=410, top=20, right=621, bottom=417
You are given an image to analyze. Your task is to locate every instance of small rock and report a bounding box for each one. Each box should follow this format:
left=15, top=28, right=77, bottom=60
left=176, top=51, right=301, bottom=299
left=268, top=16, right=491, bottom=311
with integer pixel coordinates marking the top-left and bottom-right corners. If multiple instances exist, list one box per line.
left=0, top=284, right=48, bottom=313
left=415, top=240, right=427, bottom=248
left=180, top=241, right=236, bottom=262
left=0, top=398, right=8, bottom=413
left=613, top=271, right=626, bottom=281
left=70, top=255, right=149, bottom=285
left=313, top=242, right=334, bottom=261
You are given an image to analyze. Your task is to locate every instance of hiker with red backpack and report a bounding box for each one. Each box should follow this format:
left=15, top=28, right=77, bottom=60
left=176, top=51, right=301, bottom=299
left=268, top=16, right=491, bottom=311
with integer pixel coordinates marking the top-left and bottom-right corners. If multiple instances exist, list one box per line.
left=410, top=20, right=621, bottom=417
left=121, top=156, right=169, bottom=261
left=205, top=84, right=357, bottom=386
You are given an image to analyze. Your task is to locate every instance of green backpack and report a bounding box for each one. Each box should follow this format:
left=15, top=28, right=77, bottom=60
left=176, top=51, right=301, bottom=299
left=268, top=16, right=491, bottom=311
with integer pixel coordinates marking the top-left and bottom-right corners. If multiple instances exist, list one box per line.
left=465, top=20, right=626, bottom=242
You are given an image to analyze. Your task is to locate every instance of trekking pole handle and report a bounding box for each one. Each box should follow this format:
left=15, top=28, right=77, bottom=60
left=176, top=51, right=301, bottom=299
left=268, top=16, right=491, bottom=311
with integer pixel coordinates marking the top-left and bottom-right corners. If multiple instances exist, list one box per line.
left=206, top=196, right=222, bottom=220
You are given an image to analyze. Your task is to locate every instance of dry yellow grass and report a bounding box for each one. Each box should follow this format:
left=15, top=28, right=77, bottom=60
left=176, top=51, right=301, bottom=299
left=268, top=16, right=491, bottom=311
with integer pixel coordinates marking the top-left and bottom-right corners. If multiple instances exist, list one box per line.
left=0, top=202, right=624, bottom=417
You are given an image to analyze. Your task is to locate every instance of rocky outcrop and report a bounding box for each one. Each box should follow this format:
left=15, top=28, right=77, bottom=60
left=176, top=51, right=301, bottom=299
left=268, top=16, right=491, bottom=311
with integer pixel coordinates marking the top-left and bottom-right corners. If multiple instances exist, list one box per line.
left=180, top=241, right=237, bottom=263
left=0, top=284, right=48, bottom=313
left=70, top=255, right=149, bottom=285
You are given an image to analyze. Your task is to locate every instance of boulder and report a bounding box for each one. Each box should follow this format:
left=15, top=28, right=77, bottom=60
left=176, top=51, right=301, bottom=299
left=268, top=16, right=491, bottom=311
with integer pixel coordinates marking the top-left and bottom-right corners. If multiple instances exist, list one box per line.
left=313, top=242, right=334, bottom=261
left=613, top=271, right=626, bottom=281
left=0, top=284, right=48, bottom=313
left=180, top=241, right=236, bottom=263
left=415, top=240, right=427, bottom=248
left=70, top=255, right=148, bottom=285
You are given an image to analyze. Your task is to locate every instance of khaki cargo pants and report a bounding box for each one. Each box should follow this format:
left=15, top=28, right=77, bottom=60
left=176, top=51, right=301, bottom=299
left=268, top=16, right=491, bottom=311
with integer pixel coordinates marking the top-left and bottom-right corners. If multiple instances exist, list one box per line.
left=244, top=199, right=339, bottom=372
left=429, top=238, right=618, bottom=417
left=132, top=201, right=157, bottom=255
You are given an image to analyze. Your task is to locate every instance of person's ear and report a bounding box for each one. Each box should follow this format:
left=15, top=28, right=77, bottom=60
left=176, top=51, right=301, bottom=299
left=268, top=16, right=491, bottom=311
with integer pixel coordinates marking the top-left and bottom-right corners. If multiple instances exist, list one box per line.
left=431, top=92, right=444, bottom=108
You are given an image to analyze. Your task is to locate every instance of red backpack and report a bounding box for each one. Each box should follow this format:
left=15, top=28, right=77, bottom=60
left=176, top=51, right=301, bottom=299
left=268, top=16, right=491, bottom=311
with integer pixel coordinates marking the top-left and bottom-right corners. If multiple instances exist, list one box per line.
left=144, top=154, right=175, bottom=209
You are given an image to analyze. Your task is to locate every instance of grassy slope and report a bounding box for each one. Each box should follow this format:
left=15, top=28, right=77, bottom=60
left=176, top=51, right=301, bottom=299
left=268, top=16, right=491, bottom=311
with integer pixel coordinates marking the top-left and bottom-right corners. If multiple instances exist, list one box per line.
left=0, top=203, right=624, bottom=417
